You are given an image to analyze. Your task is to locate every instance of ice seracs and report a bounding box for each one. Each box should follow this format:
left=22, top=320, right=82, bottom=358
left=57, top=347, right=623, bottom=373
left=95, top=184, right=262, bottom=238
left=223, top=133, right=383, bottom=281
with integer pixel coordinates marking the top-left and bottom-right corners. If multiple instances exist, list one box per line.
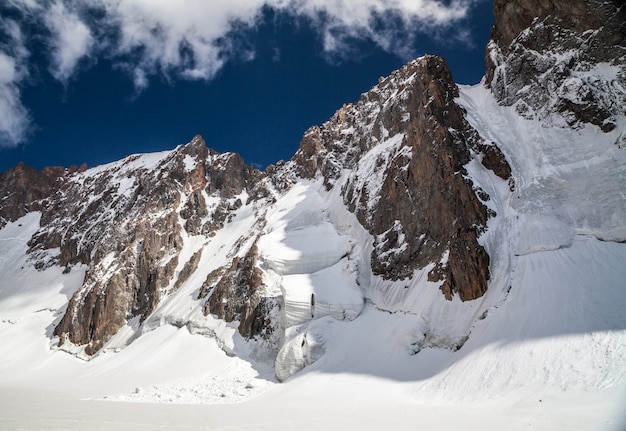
left=257, top=182, right=364, bottom=380
left=258, top=222, right=352, bottom=276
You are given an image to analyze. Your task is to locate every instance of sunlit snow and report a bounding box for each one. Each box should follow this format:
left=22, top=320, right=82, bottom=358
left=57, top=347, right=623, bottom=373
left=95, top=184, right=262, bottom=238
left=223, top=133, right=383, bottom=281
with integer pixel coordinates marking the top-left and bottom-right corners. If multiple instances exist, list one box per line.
left=1, top=77, right=625, bottom=430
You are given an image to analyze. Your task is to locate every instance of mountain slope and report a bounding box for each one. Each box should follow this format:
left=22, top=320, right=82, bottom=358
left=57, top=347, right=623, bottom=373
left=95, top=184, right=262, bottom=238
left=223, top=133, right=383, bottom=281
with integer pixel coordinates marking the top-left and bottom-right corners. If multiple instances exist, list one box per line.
left=0, top=0, right=625, bottom=429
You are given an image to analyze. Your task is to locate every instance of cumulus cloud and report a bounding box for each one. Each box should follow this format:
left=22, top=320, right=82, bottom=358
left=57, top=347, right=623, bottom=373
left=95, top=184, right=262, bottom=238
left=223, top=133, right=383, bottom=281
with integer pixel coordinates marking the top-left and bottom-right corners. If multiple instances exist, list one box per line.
left=0, top=0, right=476, bottom=147
left=99, top=0, right=473, bottom=82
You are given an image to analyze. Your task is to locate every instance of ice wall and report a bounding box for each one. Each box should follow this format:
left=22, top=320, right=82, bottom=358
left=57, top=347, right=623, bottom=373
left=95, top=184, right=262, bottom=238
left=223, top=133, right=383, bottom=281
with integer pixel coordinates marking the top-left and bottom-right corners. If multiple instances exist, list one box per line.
left=274, top=319, right=331, bottom=382
left=258, top=223, right=352, bottom=275
left=258, top=183, right=364, bottom=380
left=280, top=259, right=363, bottom=328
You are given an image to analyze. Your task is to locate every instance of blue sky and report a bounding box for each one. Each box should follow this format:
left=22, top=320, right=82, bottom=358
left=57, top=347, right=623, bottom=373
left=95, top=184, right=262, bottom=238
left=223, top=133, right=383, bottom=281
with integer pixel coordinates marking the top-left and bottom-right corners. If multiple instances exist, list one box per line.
left=0, top=0, right=493, bottom=172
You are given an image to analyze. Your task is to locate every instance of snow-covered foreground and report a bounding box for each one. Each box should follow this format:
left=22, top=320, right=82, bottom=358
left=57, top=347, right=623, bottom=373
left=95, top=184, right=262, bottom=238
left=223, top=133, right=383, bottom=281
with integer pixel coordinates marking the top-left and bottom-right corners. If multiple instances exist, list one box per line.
left=1, top=379, right=624, bottom=431
left=1, top=201, right=625, bottom=430
left=1, top=80, right=626, bottom=429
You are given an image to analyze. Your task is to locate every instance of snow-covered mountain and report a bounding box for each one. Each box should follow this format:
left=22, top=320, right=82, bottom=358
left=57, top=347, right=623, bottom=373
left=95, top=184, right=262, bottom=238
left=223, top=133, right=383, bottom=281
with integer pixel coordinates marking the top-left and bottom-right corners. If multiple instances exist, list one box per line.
left=1, top=0, right=625, bottom=429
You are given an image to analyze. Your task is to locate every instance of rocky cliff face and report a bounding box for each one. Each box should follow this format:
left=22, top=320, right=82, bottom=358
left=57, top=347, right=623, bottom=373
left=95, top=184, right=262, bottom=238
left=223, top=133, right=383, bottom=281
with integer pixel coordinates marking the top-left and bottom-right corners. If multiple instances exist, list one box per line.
left=198, top=240, right=278, bottom=340
left=6, top=1, right=621, bottom=364
left=0, top=163, right=85, bottom=229
left=294, top=55, right=511, bottom=301
left=0, top=136, right=262, bottom=355
left=486, top=0, right=626, bottom=135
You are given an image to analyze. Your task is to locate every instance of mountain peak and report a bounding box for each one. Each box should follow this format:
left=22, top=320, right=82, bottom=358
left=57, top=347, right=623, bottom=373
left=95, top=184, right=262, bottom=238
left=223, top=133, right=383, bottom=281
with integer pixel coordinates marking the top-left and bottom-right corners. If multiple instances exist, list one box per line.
left=489, top=0, right=612, bottom=53
left=291, top=53, right=510, bottom=301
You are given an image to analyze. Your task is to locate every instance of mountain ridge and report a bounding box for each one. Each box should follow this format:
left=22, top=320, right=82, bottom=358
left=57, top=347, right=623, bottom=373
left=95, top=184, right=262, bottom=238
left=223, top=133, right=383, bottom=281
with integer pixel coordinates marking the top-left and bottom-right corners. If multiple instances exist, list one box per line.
left=0, top=0, right=624, bottom=403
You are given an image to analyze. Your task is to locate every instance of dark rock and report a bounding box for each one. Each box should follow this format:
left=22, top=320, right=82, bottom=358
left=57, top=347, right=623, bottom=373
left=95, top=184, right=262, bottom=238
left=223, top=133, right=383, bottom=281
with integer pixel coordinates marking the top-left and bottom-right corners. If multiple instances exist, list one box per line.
left=208, top=153, right=249, bottom=199
left=0, top=163, right=66, bottom=228
left=294, top=55, right=509, bottom=301
left=173, top=249, right=203, bottom=291
left=293, top=127, right=323, bottom=179
left=486, top=0, right=626, bottom=131
left=48, top=136, right=266, bottom=354
left=180, top=190, right=208, bottom=235
left=201, top=241, right=279, bottom=339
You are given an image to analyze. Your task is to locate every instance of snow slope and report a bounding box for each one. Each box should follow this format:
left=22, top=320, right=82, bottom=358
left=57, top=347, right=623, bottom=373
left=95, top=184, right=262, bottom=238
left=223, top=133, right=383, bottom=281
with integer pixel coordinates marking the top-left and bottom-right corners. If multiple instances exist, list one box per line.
left=1, top=77, right=626, bottom=429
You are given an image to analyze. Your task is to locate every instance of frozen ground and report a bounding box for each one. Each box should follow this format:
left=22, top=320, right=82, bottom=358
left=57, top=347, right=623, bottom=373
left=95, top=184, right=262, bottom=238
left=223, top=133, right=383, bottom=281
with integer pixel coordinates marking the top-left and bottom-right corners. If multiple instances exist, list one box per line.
left=1, top=79, right=626, bottom=429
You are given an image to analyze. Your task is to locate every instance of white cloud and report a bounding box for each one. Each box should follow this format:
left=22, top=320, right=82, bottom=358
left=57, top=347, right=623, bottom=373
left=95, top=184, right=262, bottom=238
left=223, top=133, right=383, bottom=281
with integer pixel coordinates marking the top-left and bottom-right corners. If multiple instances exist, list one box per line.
left=0, top=0, right=476, bottom=147
left=282, top=0, right=471, bottom=58
left=100, top=0, right=266, bottom=84
left=4, top=0, right=474, bottom=84
left=44, top=0, right=94, bottom=82
left=0, top=18, right=30, bottom=148
left=0, top=53, right=17, bottom=86
left=93, top=0, right=473, bottom=84
left=0, top=52, right=30, bottom=148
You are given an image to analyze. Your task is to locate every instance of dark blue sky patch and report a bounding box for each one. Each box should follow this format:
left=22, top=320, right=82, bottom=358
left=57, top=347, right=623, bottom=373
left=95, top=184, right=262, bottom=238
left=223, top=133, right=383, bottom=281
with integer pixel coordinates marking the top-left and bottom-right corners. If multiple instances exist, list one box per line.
left=0, top=1, right=494, bottom=172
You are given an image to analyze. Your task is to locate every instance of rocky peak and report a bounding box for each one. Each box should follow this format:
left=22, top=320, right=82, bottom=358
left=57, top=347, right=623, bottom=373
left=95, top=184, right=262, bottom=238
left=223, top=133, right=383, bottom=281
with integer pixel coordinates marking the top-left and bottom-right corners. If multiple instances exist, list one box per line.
left=293, top=55, right=511, bottom=301
left=43, top=136, right=263, bottom=355
left=486, top=0, right=626, bottom=133
left=489, top=0, right=607, bottom=54
left=294, top=56, right=453, bottom=185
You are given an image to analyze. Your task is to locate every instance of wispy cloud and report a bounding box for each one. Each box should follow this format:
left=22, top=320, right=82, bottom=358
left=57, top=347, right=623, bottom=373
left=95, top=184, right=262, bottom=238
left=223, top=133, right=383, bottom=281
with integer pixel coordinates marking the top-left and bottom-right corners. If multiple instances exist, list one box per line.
left=44, top=0, right=94, bottom=83
left=284, top=0, right=470, bottom=59
left=0, top=0, right=476, bottom=148
left=0, top=17, right=31, bottom=148
left=101, top=0, right=265, bottom=87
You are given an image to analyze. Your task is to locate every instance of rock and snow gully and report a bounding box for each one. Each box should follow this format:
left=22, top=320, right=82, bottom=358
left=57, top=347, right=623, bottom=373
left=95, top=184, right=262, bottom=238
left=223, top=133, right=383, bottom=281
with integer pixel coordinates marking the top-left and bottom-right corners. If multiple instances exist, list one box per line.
left=0, top=1, right=625, bottom=429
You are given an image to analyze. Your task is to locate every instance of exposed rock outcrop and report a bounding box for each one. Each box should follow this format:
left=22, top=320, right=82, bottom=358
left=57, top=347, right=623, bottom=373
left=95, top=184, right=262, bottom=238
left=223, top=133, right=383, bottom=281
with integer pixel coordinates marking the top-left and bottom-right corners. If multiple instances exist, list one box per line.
left=199, top=241, right=279, bottom=340
left=293, top=55, right=511, bottom=301
left=44, top=136, right=263, bottom=354
left=486, top=0, right=626, bottom=132
left=0, top=163, right=85, bottom=229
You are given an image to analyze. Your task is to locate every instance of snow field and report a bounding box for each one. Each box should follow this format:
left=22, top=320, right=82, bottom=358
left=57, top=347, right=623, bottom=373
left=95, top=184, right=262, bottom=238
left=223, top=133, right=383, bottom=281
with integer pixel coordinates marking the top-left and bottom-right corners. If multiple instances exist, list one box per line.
left=458, top=82, right=626, bottom=244
left=0, top=213, right=87, bottom=320
left=411, top=236, right=626, bottom=401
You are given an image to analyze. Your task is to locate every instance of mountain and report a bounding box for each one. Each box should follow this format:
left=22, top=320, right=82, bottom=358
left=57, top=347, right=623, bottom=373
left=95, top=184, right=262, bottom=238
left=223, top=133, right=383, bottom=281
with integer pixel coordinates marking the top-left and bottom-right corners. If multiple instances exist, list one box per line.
left=0, top=0, right=625, bottom=429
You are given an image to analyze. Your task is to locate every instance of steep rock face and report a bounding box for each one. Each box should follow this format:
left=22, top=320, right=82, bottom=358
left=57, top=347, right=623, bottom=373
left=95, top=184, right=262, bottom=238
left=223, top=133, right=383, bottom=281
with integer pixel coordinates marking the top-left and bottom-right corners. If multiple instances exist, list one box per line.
left=46, top=136, right=261, bottom=354
left=198, top=241, right=279, bottom=340
left=0, top=163, right=85, bottom=229
left=486, top=0, right=626, bottom=133
left=294, top=56, right=511, bottom=301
